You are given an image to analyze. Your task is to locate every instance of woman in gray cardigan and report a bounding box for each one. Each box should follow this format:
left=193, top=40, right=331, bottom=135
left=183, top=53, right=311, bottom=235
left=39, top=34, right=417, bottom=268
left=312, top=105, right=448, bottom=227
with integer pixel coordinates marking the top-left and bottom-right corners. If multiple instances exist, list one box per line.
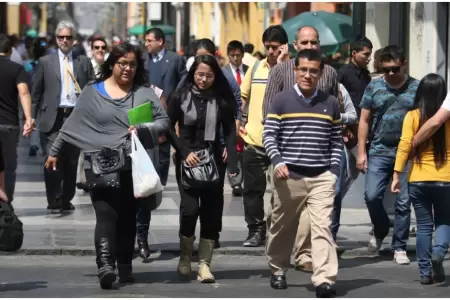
left=45, top=43, right=170, bottom=289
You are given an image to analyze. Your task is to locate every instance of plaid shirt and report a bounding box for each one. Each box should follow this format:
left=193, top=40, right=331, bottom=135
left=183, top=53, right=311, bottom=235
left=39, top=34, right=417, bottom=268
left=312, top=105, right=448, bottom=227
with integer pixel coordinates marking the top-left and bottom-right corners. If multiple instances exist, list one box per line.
left=262, top=58, right=338, bottom=118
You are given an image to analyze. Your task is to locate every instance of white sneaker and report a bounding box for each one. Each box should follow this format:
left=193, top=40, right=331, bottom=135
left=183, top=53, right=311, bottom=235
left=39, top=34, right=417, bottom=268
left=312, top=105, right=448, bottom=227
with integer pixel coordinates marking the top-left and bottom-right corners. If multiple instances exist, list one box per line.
left=393, top=250, right=410, bottom=265
left=367, top=236, right=383, bottom=253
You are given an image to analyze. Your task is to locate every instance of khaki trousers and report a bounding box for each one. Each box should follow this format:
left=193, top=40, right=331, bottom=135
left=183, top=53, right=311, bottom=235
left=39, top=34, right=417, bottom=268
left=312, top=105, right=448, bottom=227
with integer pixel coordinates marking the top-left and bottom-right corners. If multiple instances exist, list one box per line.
left=266, top=171, right=338, bottom=286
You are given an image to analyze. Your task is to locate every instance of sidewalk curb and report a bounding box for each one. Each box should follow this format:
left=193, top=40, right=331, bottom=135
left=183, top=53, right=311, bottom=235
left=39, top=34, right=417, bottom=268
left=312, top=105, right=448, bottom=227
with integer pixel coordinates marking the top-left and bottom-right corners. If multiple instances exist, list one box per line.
left=0, top=247, right=415, bottom=258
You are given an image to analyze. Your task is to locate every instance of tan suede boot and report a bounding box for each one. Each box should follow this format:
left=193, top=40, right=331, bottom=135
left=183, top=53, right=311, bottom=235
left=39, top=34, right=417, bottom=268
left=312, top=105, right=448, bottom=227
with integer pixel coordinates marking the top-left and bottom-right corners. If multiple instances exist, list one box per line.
left=177, top=235, right=195, bottom=276
left=197, top=238, right=215, bottom=283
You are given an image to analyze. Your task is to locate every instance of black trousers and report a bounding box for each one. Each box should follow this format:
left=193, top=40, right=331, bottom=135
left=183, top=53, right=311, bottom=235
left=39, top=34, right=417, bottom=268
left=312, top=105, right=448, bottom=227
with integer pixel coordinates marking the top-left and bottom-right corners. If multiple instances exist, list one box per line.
left=242, top=144, right=270, bottom=233
left=91, top=171, right=137, bottom=265
left=175, top=154, right=226, bottom=240
left=44, top=110, right=79, bottom=205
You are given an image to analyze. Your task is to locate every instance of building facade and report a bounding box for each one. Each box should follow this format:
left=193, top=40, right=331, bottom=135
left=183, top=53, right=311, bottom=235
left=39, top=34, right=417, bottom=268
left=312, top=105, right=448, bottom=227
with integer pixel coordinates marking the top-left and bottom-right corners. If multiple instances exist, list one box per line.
left=355, top=2, right=449, bottom=86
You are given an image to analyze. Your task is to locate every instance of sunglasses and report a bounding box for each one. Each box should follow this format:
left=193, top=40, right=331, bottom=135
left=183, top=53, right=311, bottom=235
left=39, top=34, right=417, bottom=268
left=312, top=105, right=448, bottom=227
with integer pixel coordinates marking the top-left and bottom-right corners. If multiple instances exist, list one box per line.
left=57, top=35, right=73, bottom=41
left=94, top=46, right=106, bottom=50
left=381, top=66, right=402, bottom=74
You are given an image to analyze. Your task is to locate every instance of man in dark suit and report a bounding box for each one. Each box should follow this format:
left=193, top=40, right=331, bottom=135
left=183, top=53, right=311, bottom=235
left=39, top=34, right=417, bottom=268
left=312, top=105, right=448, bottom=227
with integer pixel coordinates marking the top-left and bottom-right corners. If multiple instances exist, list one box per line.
left=32, top=21, right=95, bottom=213
left=222, top=40, right=248, bottom=196
left=138, top=27, right=187, bottom=259
left=222, top=40, right=249, bottom=86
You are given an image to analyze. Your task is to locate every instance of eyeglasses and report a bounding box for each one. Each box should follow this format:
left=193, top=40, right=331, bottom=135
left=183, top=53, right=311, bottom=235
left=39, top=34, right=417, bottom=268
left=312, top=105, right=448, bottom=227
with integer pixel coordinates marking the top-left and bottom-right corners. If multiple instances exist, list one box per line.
left=194, top=72, right=215, bottom=80
left=57, top=35, right=73, bottom=41
left=116, top=61, right=138, bottom=70
left=94, top=46, right=107, bottom=50
left=294, top=67, right=321, bottom=77
left=381, top=66, right=402, bottom=74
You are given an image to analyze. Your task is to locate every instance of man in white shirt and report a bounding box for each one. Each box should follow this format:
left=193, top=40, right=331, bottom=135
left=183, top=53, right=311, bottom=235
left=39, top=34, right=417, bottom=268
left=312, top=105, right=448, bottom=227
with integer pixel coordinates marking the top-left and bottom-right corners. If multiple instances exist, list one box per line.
left=90, top=36, right=108, bottom=78
left=413, top=93, right=450, bottom=147
left=243, top=43, right=258, bottom=69
left=223, top=40, right=249, bottom=85
left=31, top=21, right=94, bottom=213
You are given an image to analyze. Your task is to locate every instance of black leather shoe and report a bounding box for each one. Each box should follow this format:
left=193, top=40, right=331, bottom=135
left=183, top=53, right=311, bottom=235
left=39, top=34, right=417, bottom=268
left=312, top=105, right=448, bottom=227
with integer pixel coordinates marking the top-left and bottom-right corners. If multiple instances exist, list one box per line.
left=118, top=264, right=135, bottom=283
left=243, top=232, right=266, bottom=247
left=138, top=240, right=150, bottom=259
left=29, top=146, right=38, bottom=157
left=61, top=202, right=75, bottom=211
left=315, top=283, right=336, bottom=298
left=270, top=274, right=287, bottom=289
left=232, top=184, right=243, bottom=196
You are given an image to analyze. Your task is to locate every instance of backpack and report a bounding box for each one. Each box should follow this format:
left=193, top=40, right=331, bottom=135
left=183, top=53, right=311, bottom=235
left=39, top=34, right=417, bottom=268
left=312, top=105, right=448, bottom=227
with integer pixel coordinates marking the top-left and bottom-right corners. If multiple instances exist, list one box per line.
left=0, top=202, right=24, bottom=252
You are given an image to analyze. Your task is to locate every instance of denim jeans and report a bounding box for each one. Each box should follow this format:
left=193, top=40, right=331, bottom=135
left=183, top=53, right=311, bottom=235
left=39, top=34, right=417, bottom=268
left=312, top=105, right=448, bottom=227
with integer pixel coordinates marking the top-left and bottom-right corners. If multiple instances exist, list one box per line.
left=364, top=155, right=410, bottom=250
left=410, top=182, right=450, bottom=277
left=331, top=147, right=348, bottom=241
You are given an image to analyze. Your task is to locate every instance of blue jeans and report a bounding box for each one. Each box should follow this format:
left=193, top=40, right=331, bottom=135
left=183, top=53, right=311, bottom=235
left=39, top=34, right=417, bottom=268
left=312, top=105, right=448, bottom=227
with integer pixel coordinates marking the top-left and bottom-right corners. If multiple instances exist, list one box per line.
left=331, top=147, right=348, bottom=240
left=410, top=182, right=450, bottom=277
left=364, top=155, right=410, bottom=251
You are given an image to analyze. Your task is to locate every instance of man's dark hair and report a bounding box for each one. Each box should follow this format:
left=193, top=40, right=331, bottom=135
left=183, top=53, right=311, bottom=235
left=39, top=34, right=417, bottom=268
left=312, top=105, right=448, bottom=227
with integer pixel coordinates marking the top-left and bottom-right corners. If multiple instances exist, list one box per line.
left=379, top=45, right=406, bottom=63
left=350, top=37, right=373, bottom=53
left=0, top=34, right=12, bottom=53
left=244, top=43, right=254, bottom=54
left=193, top=38, right=216, bottom=55
left=91, top=36, right=107, bottom=49
left=145, top=28, right=165, bottom=44
left=262, top=25, right=288, bottom=45
left=227, top=40, right=244, bottom=54
left=294, top=49, right=324, bottom=70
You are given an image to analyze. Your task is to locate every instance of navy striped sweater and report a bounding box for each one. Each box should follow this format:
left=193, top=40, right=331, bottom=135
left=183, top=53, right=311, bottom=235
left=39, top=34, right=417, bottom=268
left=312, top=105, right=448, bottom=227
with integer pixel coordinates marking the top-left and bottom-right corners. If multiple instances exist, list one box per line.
left=263, top=87, right=343, bottom=177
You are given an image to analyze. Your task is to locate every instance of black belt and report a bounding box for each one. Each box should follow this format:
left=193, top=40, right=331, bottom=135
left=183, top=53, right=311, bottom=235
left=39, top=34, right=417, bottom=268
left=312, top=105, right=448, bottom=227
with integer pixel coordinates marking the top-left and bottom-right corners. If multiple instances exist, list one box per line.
left=58, top=107, right=74, bottom=115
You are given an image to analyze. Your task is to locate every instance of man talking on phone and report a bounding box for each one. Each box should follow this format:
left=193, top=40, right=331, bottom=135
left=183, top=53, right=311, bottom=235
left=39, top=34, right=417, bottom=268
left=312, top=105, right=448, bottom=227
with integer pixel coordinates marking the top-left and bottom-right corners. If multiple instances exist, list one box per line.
left=261, top=26, right=339, bottom=272
left=240, top=25, right=290, bottom=247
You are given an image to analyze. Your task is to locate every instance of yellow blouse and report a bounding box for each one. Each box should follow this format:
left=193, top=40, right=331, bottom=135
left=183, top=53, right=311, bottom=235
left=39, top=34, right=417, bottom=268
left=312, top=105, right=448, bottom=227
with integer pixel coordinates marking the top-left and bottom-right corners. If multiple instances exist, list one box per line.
left=394, top=109, right=450, bottom=182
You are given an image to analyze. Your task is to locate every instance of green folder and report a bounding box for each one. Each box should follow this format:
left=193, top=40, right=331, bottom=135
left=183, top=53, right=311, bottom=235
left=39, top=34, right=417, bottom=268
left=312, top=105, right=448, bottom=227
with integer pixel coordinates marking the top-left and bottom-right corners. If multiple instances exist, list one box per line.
left=128, top=102, right=153, bottom=125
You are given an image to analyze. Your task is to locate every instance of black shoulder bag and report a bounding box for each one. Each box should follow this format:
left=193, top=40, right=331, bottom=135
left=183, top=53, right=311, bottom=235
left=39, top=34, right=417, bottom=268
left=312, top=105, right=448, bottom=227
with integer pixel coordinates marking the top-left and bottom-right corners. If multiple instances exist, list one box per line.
left=181, top=146, right=220, bottom=190
left=83, top=91, right=135, bottom=190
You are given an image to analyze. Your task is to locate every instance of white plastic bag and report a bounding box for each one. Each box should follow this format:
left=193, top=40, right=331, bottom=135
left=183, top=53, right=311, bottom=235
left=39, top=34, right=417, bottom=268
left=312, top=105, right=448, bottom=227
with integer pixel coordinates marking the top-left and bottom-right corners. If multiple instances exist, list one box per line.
left=130, top=132, right=163, bottom=198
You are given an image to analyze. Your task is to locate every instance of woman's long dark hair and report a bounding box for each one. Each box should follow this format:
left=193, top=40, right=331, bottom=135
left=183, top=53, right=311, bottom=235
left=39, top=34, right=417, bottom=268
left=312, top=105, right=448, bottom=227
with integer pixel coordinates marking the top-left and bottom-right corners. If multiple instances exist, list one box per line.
left=413, top=73, right=447, bottom=168
left=96, top=42, right=148, bottom=87
left=173, top=54, right=237, bottom=118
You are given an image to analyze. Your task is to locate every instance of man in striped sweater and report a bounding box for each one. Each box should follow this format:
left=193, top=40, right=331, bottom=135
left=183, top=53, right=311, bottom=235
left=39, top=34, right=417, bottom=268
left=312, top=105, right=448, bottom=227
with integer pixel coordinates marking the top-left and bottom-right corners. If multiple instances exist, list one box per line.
left=262, top=25, right=339, bottom=273
left=263, top=49, right=342, bottom=297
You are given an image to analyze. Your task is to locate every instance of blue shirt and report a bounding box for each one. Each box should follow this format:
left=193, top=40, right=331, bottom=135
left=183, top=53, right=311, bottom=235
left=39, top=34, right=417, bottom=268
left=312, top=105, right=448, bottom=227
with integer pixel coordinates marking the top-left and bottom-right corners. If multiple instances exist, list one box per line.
left=359, top=76, right=420, bottom=157
left=94, top=81, right=109, bottom=97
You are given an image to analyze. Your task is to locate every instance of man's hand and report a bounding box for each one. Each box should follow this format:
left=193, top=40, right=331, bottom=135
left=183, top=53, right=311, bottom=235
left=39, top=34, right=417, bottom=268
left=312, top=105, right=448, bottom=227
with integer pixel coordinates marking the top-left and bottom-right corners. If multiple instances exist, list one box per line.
left=222, top=148, right=228, bottom=163
left=356, top=152, right=368, bottom=173
left=0, top=189, right=8, bottom=203
left=277, top=44, right=290, bottom=64
left=128, top=126, right=137, bottom=135
left=274, top=163, right=289, bottom=180
left=22, top=118, right=33, bottom=137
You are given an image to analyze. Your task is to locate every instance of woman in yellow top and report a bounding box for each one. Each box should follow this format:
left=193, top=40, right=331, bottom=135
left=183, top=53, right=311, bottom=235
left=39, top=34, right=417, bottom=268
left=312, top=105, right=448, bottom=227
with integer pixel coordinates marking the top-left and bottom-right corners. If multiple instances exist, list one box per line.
left=391, top=73, right=450, bottom=285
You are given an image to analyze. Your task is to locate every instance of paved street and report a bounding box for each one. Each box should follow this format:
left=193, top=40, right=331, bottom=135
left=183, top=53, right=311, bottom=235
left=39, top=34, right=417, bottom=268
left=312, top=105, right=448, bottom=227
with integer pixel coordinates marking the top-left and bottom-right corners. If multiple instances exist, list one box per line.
left=9, top=140, right=417, bottom=256
left=0, top=255, right=448, bottom=297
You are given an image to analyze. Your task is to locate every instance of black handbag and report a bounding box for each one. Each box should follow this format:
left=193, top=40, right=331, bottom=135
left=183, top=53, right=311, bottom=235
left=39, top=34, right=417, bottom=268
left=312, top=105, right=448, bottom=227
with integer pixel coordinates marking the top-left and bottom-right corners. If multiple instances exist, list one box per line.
left=0, top=202, right=23, bottom=252
left=84, top=147, right=127, bottom=190
left=181, top=148, right=219, bottom=189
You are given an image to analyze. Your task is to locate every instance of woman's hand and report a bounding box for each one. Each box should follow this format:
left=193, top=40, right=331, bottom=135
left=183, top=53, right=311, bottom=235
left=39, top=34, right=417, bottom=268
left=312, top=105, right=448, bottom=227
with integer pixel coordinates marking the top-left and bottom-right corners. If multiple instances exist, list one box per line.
left=45, top=156, right=58, bottom=171
left=128, top=126, right=137, bottom=135
left=185, top=152, right=200, bottom=167
left=391, top=172, right=401, bottom=193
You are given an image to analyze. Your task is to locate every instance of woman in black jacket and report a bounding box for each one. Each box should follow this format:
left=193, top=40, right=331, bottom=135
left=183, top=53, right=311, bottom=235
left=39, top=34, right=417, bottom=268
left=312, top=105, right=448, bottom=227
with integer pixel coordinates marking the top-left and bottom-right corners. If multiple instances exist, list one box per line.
left=168, top=55, right=238, bottom=283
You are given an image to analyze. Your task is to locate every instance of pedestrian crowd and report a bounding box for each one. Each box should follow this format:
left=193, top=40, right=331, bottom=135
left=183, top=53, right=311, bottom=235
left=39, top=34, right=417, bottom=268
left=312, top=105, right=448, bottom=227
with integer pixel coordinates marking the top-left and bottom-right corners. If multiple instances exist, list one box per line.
left=0, top=19, right=449, bottom=298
